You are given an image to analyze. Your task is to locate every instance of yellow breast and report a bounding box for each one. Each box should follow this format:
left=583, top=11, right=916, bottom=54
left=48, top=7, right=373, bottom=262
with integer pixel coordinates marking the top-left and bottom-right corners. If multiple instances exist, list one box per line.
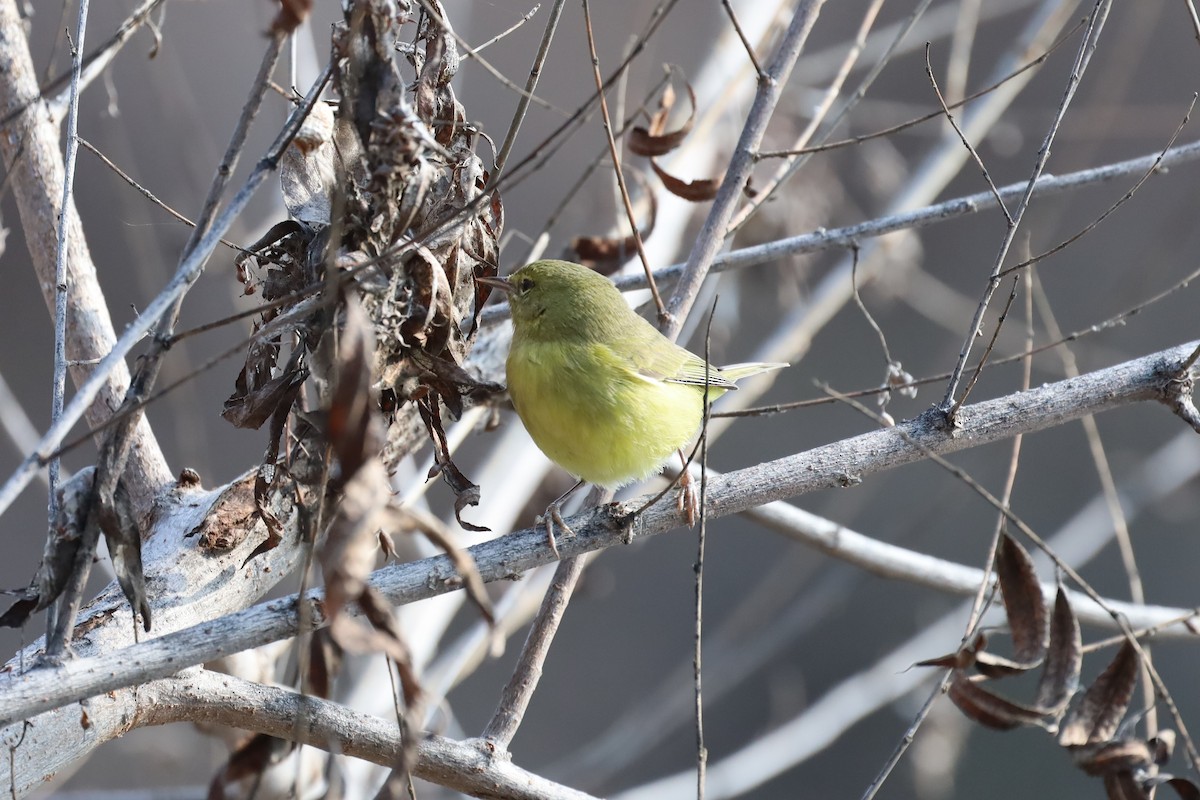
left=506, top=338, right=707, bottom=488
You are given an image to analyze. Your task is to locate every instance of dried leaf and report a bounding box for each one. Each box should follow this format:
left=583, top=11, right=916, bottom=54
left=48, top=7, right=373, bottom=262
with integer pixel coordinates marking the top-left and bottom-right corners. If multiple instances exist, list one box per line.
left=628, top=69, right=695, bottom=157
left=394, top=506, right=494, bottom=626
left=1059, top=641, right=1139, bottom=747
left=0, top=467, right=96, bottom=627
left=1150, top=730, right=1177, bottom=766
left=915, top=632, right=984, bottom=671
left=1072, top=739, right=1155, bottom=776
left=915, top=651, right=974, bottom=671
left=1103, top=772, right=1149, bottom=800
left=328, top=296, right=380, bottom=478
left=99, top=479, right=151, bottom=631
left=398, top=246, right=455, bottom=357
left=947, top=671, right=1047, bottom=730
left=307, top=628, right=341, bottom=699
left=416, top=354, right=504, bottom=420
left=571, top=195, right=659, bottom=264
left=649, top=157, right=720, bottom=202
left=188, top=477, right=256, bottom=552
left=1035, top=584, right=1082, bottom=714
left=271, top=0, right=311, bottom=33
left=1164, top=778, right=1200, bottom=800
left=281, top=101, right=337, bottom=225
left=244, top=459, right=285, bottom=564
left=221, top=368, right=307, bottom=430
left=207, top=734, right=294, bottom=800
left=321, top=460, right=392, bottom=618
left=338, top=584, right=425, bottom=787
left=415, top=391, right=488, bottom=531
left=995, top=533, right=1048, bottom=666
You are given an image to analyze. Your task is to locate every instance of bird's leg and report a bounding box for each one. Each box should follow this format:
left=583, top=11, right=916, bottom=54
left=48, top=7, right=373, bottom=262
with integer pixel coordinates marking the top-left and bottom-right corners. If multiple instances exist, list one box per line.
left=537, top=478, right=586, bottom=559
left=676, top=449, right=699, bottom=527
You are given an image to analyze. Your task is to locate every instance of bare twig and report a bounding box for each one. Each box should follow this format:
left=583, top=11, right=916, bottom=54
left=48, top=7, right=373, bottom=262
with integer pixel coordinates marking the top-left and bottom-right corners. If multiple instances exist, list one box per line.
left=490, top=0, right=566, bottom=178
left=470, top=3, right=542, bottom=55
left=1183, top=0, right=1200, bottom=46
left=729, top=0, right=908, bottom=234
left=999, top=93, right=1197, bottom=278
left=719, top=0, right=765, bottom=78
left=48, top=0, right=90, bottom=528
left=0, top=0, right=170, bottom=512
left=481, top=546, right=593, bottom=747
left=580, top=0, right=664, bottom=318
left=620, top=429, right=1200, bottom=800
left=757, top=18, right=1083, bottom=160
left=76, top=137, right=247, bottom=254
left=0, top=57, right=333, bottom=521
left=43, top=31, right=289, bottom=660
left=665, top=0, right=826, bottom=338
left=952, top=276, right=1020, bottom=412
left=863, top=270, right=1031, bottom=800
left=1032, top=273, right=1154, bottom=732
left=484, top=135, right=1200, bottom=330
left=942, top=0, right=1114, bottom=418
left=29, top=0, right=168, bottom=125
left=925, top=42, right=1012, bottom=223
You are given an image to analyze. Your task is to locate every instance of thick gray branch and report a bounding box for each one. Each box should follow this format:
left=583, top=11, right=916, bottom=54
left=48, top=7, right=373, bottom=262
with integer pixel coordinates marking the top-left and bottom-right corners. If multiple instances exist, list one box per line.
left=147, top=670, right=600, bottom=800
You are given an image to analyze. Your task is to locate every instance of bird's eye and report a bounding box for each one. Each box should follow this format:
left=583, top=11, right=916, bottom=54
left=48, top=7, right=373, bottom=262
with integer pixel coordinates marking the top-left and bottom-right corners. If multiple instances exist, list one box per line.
left=519, top=277, right=535, bottom=293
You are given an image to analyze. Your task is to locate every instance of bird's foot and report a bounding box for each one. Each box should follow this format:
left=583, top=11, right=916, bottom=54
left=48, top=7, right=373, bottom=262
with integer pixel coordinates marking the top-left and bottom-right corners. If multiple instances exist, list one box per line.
left=536, top=501, right=572, bottom=560
left=677, top=469, right=699, bottom=527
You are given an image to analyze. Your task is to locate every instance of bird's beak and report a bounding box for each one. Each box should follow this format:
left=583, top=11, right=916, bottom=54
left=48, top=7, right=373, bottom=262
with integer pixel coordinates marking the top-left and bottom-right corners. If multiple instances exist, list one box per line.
left=475, top=275, right=514, bottom=293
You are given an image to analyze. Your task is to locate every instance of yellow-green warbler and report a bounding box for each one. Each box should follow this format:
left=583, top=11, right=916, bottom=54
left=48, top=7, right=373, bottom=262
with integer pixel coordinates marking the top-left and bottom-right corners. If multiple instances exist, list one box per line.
left=479, top=259, right=784, bottom=554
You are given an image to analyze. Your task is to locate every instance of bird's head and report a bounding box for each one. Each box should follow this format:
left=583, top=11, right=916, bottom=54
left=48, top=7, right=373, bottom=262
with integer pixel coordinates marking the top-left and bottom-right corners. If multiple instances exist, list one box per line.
left=477, top=259, right=628, bottom=342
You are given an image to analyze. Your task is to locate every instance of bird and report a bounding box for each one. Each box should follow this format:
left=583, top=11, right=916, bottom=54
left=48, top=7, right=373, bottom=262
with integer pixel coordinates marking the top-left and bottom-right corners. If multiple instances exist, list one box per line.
left=477, top=259, right=785, bottom=556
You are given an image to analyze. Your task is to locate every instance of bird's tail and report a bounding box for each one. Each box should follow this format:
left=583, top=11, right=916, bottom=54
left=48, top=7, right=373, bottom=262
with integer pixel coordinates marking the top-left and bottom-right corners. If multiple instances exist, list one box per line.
left=717, top=362, right=788, bottom=386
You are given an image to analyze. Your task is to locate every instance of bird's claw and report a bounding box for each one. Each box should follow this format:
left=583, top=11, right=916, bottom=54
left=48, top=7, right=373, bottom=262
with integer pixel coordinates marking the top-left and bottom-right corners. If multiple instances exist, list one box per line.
left=537, top=502, right=572, bottom=560
left=677, top=469, right=699, bottom=527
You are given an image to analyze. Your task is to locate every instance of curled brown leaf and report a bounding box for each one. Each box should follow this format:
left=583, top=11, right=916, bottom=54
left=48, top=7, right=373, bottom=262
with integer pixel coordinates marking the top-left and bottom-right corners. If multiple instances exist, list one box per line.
left=628, top=68, right=696, bottom=157
left=1035, top=583, right=1082, bottom=714
left=947, top=671, right=1048, bottom=731
left=1059, top=641, right=1139, bottom=747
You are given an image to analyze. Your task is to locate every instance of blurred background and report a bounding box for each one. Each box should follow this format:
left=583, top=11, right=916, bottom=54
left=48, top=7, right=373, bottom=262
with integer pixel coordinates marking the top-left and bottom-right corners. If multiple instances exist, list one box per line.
left=4, top=0, right=1200, bottom=797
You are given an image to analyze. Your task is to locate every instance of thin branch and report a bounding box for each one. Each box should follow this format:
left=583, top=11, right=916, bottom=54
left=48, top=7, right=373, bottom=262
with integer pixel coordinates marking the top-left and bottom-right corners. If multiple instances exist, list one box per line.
left=0, top=0, right=170, bottom=512
left=864, top=269, right=1031, bottom=800
left=43, top=31, right=289, bottom=660
left=1184, top=0, right=1200, bottom=46
left=418, top=0, right=565, bottom=116
left=48, top=0, right=90, bottom=525
left=998, top=93, right=1197, bottom=278
left=1031, top=273, right=1154, bottom=730
left=484, top=135, right=1200, bottom=329
left=941, top=0, right=1114, bottom=417
left=925, top=42, right=1012, bottom=224
left=0, top=58, right=333, bottom=521
left=952, top=276, right=1020, bottom=413
left=580, top=0, right=664, bottom=318
left=613, top=430, right=1200, bottom=800
left=719, top=0, right=765, bottom=78
left=490, top=0, right=566, bottom=178
left=26, top=0, right=167, bottom=125
left=470, top=3, right=542, bottom=55
left=729, top=0, right=913, bottom=234
left=756, top=17, right=1083, bottom=160
left=107, top=669, right=604, bottom=800
left=76, top=137, right=248, bottom=254
left=481, top=551, right=591, bottom=747
left=664, top=0, right=826, bottom=337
